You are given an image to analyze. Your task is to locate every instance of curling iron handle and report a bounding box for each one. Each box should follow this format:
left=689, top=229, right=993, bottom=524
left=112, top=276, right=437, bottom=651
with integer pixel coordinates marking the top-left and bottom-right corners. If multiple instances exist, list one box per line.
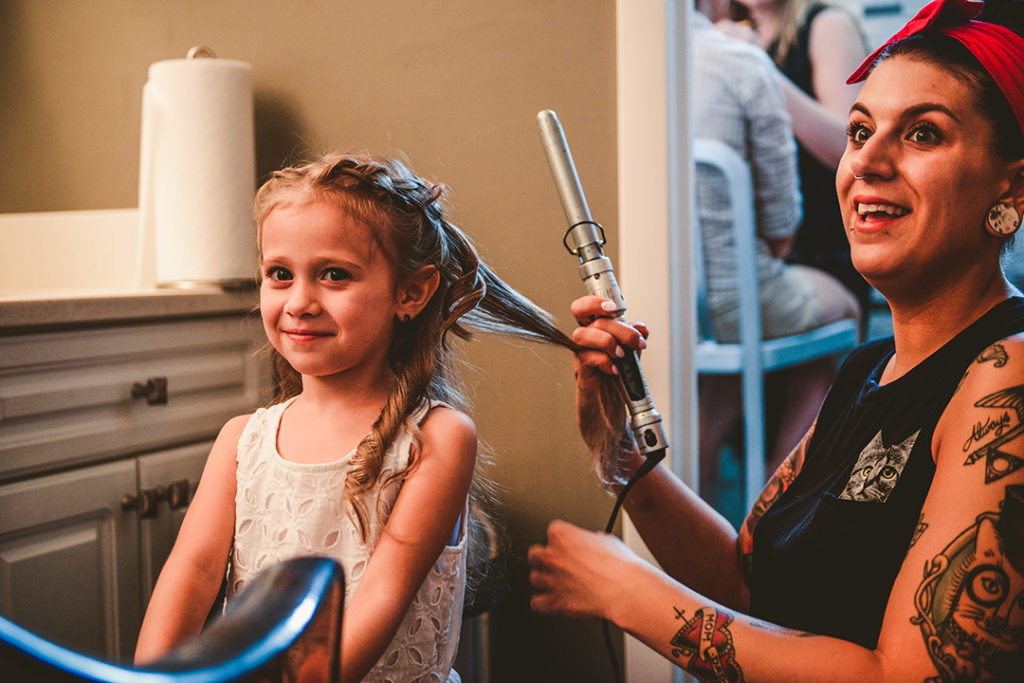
left=614, top=347, right=648, bottom=403
left=614, top=347, right=669, bottom=451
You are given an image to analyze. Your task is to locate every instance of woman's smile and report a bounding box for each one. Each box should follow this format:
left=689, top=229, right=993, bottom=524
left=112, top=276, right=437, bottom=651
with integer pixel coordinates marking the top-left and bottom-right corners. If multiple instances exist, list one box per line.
left=850, top=194, right=911, bottom=233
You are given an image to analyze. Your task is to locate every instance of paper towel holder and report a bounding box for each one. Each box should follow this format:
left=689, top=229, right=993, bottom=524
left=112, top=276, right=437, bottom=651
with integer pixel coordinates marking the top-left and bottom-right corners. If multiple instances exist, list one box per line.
left=186, top=45, right=217, bottom=60
left=137, top=45, right=259, bottom=292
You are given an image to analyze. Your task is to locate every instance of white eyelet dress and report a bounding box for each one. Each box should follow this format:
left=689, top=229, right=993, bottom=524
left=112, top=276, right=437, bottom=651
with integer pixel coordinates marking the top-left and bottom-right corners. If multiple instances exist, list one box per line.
left=227, top=398, right=466, bottom=682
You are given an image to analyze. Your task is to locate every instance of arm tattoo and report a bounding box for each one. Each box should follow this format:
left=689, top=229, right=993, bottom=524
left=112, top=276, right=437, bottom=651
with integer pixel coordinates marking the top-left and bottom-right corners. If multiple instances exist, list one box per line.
left=962, top=384, right=1024, bottom=483
left=908, top=512, right=928, bottom=550
left=670, top=606, right=745, bottom=683
left=911, top=485, right=1024, bottom=681
left=739, top=434, right=809, bottom=581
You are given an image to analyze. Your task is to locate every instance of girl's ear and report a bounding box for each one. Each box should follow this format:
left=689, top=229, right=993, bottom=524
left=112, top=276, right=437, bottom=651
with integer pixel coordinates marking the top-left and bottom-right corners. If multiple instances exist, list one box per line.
left=395, top=265, right=440, bottom=320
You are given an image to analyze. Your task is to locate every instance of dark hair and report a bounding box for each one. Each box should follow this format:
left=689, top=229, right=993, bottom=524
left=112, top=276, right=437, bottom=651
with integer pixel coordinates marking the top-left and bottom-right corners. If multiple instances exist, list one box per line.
left=870, top=0, right=1024, bottom=159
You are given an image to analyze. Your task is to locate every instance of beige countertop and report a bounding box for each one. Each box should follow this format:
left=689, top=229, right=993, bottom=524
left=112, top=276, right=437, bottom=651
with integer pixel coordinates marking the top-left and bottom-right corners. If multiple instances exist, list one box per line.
left=0, top=286, right=259, bottom=333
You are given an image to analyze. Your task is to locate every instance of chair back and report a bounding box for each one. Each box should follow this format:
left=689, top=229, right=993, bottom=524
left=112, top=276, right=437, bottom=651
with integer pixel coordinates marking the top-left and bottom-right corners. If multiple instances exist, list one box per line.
left=693, top=138, right=763, bottom=352
left=692, top=138, right=859, bottom=510
left=0, top=556, right=344, bottom=683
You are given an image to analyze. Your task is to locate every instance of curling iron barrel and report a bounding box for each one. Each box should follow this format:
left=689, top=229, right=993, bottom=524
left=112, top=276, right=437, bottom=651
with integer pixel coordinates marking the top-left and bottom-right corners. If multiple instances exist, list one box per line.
left=537, top=109, right=669, bottom=454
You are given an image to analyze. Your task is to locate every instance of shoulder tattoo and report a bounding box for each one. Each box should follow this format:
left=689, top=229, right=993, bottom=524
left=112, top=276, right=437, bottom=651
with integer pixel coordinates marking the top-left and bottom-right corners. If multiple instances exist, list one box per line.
left=909, top=512, right=928, bottom=550
left=962, top=384, right=1024, bottom=483
left=955, top=342, right=1010, bottom=396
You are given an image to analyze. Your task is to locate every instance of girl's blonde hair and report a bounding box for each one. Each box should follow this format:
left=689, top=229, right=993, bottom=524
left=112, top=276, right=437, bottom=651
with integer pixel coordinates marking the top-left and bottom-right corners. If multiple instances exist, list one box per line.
left=254, top=152, right=631, bottom=599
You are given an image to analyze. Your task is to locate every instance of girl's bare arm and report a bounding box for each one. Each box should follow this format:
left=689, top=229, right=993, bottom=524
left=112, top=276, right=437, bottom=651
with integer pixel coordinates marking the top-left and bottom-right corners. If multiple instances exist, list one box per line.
left=337, top=406, right=476, bottom=682
left=134, top=415, right=246, bottom=663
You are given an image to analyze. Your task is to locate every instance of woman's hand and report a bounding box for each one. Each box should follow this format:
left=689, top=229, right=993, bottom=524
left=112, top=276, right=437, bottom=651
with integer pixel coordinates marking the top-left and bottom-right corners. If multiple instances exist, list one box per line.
left=570, top=296, right=649, bottom=456
left=570, top=296, right=649, bottom=379
left=528, top=519, right=642, bottom=621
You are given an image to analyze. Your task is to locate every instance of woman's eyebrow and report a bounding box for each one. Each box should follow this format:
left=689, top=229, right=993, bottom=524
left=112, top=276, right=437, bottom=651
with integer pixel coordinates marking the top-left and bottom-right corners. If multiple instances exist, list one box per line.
left=848, top=101, right=961, bottom=122
left=902, top=102, right=961, bottom=122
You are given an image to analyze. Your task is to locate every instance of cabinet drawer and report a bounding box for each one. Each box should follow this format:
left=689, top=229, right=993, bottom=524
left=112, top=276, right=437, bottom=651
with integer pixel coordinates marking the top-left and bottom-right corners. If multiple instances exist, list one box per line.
left=0, top=315, right=271, bottom=481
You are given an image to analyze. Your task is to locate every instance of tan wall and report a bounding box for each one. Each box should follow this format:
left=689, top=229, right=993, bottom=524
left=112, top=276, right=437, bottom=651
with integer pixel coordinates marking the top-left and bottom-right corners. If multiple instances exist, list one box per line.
left=1, top=1, right=622, bottom=679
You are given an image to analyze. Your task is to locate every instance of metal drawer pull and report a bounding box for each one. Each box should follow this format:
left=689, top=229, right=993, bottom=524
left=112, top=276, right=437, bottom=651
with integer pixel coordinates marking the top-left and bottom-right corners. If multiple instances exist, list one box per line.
left=120, top=480, right=192, bottom=518
left=130, top=377, right=168, bottom=405
left=121, top=486, right=164, bottom=518
left=167, top=479, right=191, bottom=509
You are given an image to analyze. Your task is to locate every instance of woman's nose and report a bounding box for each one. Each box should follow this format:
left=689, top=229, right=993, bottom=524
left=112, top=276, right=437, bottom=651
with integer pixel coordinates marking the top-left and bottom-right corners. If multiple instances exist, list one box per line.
left=849, top=135, right=896, bottom=181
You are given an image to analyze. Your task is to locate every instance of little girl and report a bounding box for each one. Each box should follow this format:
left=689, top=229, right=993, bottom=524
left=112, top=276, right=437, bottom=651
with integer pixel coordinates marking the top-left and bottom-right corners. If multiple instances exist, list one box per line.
left=133, top=153, right=584, bottom=681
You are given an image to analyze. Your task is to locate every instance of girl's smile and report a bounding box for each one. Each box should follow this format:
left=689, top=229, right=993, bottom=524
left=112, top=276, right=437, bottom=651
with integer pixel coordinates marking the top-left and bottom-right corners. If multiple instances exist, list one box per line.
left=283, top=328, right=333, bottom=342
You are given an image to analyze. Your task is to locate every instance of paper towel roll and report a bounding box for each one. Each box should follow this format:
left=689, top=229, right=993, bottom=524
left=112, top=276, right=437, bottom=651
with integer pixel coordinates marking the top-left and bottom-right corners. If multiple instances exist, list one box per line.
left=139, top=51, right=257, bottom=287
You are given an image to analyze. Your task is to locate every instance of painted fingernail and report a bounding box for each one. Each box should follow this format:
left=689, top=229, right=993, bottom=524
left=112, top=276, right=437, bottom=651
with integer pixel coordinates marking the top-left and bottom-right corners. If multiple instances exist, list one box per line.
left=615, top=346, right=625, bottom=358
left=600, top=300, right=617, bottom=312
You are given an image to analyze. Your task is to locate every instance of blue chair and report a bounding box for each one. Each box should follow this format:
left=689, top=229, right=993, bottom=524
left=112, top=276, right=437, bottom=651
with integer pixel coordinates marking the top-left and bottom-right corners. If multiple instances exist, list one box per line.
left=693, top=139, right=859, bottom=511
left=0, top=556, right=343, bottom=683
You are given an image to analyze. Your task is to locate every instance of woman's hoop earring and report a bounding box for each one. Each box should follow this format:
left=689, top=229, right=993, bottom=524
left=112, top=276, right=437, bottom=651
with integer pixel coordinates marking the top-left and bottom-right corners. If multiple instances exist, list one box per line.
left=986, top=202, right=1021, bottom=236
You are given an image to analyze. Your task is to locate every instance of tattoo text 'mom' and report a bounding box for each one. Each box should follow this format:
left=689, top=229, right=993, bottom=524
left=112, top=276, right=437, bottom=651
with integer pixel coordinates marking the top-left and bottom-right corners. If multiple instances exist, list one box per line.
left=670, top=606, right=745, bottom=683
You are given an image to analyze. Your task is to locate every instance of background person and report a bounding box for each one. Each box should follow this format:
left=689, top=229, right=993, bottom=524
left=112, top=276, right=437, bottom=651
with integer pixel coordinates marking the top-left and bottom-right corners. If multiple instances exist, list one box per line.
left=719, top=0, right=874, bottom=318
left=692, top=0, right=860, bottom=501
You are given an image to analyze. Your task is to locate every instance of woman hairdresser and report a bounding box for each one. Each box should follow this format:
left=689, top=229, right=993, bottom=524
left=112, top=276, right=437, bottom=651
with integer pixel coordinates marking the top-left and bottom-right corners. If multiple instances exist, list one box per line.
left=529, top=0, right=1024, bottom=679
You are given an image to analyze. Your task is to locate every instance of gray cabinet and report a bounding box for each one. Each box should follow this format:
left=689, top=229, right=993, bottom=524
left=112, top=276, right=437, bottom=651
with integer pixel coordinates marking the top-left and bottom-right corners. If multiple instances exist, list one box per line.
left=0, top=458, right=140, bottom=659
left=0, top=303, right=270, bottom=663
left=137, top=442, right=211, bottom=609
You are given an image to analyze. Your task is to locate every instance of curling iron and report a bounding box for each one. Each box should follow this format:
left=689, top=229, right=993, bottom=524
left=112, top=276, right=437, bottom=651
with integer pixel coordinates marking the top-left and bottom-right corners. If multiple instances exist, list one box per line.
left=538, top=109, right=667, bottom=683
left=537, top=109, right=669, bottom=460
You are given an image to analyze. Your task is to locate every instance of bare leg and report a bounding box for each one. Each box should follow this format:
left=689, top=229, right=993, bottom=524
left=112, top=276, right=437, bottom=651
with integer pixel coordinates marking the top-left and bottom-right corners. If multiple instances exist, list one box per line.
left=698, top=374, right=742, bottom=500
left=766, top=358, right=834, bottom=474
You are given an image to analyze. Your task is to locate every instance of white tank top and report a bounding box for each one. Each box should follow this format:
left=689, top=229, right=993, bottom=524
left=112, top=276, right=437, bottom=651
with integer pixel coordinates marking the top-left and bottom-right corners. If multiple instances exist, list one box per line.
left=228, top=398, right=466, bottom=682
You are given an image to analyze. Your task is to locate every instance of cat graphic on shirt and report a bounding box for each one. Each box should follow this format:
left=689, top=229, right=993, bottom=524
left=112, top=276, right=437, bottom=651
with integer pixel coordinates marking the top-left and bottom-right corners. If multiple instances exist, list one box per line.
left=840, top=430, right=919, bottom=503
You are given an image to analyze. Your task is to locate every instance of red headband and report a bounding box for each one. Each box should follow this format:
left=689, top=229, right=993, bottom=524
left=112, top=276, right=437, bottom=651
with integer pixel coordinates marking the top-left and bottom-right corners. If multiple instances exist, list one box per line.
left=847, top=0, right=1024, bottom=137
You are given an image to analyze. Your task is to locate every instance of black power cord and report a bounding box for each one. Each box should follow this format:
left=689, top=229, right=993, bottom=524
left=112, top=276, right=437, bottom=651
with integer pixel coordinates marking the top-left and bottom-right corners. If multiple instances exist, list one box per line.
left=601, top=447, right=666, bottom=683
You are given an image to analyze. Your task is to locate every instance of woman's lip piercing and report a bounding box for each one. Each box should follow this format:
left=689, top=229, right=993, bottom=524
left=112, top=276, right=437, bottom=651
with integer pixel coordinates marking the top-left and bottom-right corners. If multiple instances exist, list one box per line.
left=853, top=174, right=867, bottom=180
